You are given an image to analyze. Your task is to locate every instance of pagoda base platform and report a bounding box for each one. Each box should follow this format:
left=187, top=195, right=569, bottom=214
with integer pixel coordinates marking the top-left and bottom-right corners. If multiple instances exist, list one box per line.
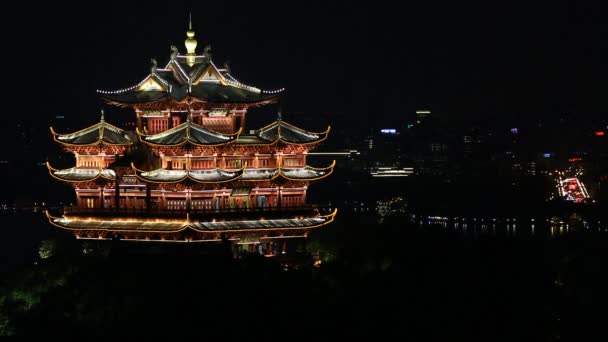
left=45, top=208, right=336, bottom=242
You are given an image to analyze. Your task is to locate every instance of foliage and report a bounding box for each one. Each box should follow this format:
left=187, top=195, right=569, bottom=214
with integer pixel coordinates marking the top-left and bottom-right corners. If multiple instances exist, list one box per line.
left=1, top=215, right=607, bottom=338
left=37, top=239, right=57, bottom=260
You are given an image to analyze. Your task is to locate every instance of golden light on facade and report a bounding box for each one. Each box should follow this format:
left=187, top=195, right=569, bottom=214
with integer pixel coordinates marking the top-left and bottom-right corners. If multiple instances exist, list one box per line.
left=185, top=14, right=197, bottom=67
left=46, top=18, right=336, bottom=245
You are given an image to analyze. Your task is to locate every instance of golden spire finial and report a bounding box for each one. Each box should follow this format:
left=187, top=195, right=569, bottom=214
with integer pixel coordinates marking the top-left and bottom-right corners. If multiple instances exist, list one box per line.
left=185, top=12, right=197, bottom=66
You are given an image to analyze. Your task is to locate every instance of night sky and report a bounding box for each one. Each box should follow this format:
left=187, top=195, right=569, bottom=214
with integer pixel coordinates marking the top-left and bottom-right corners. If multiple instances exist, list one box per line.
left=1, top=5, right=607, bottom=336
left=5, top=1, right=606, bottom=127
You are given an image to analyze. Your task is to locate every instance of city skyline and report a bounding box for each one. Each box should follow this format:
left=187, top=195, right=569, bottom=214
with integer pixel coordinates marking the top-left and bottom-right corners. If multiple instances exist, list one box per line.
left=1, top=3, right=607, bottom=338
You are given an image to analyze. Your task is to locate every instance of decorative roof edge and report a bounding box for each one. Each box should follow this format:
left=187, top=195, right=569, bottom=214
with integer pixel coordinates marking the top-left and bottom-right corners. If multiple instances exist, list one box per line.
left=47, top=162, right=116, bottom=183
left=50, top=121, right=133, bottom=147
left=131, top=163, right=244, bottom=184
left=45, top=208, right=337, bottom=234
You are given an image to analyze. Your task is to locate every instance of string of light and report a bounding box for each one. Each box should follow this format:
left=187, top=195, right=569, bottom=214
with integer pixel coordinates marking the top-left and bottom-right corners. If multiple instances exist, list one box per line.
left=172, top=60, right=190, bottom=82
left=97, top=78, right=148, bottom=94
left=262, top=88, right=285, bottom=94
left=97, top=60, right=283, bottom=95
left=223, top=72, right=261, bottom=93
left=153, top=74, right=170, bottom=87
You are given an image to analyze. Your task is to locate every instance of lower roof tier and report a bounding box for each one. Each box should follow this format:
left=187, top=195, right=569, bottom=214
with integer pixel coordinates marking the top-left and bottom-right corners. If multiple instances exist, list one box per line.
left=47, top=161, right=334, bottom=184
left=47, top=163, right=116, bottom=182
left=46, top=209, right=337, bottom=234
left=133, top=162, right=335, bottom=183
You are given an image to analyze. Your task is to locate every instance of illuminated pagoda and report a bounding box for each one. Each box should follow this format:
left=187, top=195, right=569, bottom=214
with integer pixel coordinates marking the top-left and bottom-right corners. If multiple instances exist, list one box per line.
left=46, top=19, right=336, bottom=252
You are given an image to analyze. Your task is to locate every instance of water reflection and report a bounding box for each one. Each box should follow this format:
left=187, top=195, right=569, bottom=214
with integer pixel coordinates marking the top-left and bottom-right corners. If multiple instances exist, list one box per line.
left=408, top=214, right=606, bottom=238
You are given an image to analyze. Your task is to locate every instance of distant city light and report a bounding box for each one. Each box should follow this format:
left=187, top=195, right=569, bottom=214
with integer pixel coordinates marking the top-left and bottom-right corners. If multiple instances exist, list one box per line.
left=55, top=115, right=65, bottom=119
left=370, top=167, right=414, bottom=177
left=415, top=110, right=431, bottom=124
left=595, top=131, right=605, bottom=136
left=568, top=157, right=583, bottom=162
left=543, top=153, right=552, bottom=158
left=380, top=128, right=398, bottom=134
left=558, top=177, right=590, bottom=203
left=510, top=128, right=518, bottom=134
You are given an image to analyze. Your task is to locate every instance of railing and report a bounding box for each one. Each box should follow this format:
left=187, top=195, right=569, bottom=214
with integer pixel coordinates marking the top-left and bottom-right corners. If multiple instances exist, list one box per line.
left=61, top=205, right=326, bottom=218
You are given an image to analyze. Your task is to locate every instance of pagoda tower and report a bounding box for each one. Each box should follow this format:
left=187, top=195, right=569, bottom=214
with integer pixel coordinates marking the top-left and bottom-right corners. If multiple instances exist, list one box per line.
left=46, top=20, right=336, bottom=252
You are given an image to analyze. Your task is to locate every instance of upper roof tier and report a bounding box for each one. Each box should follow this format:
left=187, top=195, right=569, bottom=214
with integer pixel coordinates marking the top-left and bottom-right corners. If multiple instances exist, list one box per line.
left=51, top=114, right=133, bottom=146
left=137, top=118, right=241, bottom=146
left=257, top=120, right=330, bottom=144
left=97, top=48, right=284, bottom=106
left=137, top=119, right=329, bottom=147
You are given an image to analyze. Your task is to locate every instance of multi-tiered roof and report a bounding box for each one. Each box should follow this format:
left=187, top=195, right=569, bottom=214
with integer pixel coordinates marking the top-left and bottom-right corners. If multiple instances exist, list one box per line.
left=98, top=55, right=282, bottom=107
left=46, top=19, right=336, bottom=246
left=98, top=23, right=282, bottom=109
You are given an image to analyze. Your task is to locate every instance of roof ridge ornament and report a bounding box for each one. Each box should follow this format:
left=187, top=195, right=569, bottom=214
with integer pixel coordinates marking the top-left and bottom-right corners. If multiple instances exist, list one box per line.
left=150, top=58, right=158, bottom=75
left=100, top=108, right=105, bottom=122
left=223, top=61, right=231, bottom=73
left=170, top=46, right=178, bottom=61
left=203, top=45, right=212, bottom=62
left=185, top=13, right=197, bottom=67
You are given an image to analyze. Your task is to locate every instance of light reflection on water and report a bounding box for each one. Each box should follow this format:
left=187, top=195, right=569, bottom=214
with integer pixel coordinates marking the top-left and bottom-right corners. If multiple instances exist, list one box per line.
left=408, top=215, right=605, bottom=238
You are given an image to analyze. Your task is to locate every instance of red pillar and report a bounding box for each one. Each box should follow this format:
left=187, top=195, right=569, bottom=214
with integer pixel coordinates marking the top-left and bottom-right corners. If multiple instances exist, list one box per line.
left=240, top=113, right=246, bottom=130
left=99, top=187, right=105, bottom=209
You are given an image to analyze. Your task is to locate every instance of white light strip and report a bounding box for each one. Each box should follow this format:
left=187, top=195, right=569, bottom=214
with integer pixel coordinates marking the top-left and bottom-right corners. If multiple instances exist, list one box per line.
left=223, top=72, right=261, bottom=93
left=119, top=238, right=225, bottom=243
left=371, top=174, right=410, bottom=177
left=173, top=60, right=190, bottom=83
left=307, top=152, right=351, bottom=155
left=97, top=75, right=151, bottom=94
left=77, top=154, right=123, bottom=158
left=261, top=88, right=285, bottom=94
left=177, top=54, right=208, bottom=58
left=153, top=74, right=169, bottom=87
left=576, top=178, right=590, bottom=198
left=77, top=237, right=241, bottom=243
left=260, top=235, right=307, bottom=240
left=371, top=171, right=413, bottom=174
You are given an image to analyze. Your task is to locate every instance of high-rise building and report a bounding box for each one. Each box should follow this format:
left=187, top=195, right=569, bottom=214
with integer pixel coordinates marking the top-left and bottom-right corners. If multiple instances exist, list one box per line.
left=415, top=110, right=431, bottom=124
